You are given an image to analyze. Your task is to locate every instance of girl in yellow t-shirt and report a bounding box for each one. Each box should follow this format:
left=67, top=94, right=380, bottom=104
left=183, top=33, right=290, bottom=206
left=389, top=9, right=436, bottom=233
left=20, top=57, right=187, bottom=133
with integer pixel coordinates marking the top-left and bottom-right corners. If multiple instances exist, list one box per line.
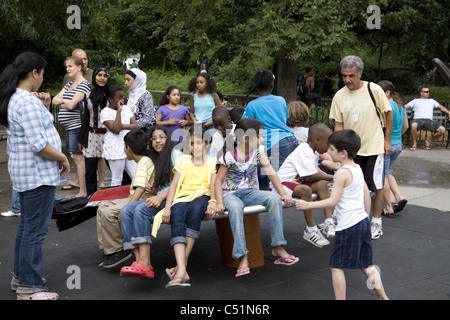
left=153, top=124, right=217, bottom=287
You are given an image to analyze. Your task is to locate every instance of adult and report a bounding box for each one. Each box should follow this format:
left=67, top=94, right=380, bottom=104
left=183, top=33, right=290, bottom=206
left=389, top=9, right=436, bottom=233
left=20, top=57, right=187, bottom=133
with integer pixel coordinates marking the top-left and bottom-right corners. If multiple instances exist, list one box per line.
left=62, top=49, right=93, bottom=87
left=124, top=68, right=157, bottom=130
left=378, top=80, right=408, bottom=217
left=298, top=67, right=322, bottom=107
left=405, top=86, right=450, bottom=150
left=53, top=56, right=91, bottom=198
left=200, top=56, right=208, bottom=73
left=242, top=69, right=299, bottom=188
left=330, top=55, right=393, bottom=239
left=78, top=66, right=111, bottom=196
left=0, top=52, right=70, bottom=300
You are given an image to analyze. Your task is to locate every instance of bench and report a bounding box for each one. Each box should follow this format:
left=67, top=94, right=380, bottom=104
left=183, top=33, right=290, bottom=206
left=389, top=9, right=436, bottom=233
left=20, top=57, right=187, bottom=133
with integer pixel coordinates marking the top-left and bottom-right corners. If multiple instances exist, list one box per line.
left=213, top=194, right=318, bottom=268
left=405, top=109, right=450, bottom=148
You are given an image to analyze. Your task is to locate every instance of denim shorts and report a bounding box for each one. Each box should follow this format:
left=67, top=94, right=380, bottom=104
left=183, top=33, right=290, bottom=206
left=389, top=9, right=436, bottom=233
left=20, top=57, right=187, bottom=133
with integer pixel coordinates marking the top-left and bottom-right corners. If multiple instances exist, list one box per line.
left=384, top=144, right=402, bottom=176
left=66, top=128, right=82, bottom=154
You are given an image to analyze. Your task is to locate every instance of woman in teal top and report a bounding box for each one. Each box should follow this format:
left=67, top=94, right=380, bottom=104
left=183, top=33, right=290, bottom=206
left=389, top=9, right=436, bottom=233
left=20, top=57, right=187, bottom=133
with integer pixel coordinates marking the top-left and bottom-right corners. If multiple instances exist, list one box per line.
left=378, top=80, right=408, bottom=217
left=188, top=72, right=224, bottom=136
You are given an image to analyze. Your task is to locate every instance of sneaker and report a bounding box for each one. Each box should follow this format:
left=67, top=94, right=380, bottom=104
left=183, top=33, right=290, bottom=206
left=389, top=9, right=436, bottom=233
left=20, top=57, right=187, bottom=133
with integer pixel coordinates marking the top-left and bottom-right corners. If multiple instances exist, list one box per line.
left=320, top=220, right=336, bottom=238
left=371, top=221, right=383, bottom=239
left=102, top=250, right=132, bottom=269
left=303, top=228, right=330, bottom=248
left=1, top=210, right=21, bottom=217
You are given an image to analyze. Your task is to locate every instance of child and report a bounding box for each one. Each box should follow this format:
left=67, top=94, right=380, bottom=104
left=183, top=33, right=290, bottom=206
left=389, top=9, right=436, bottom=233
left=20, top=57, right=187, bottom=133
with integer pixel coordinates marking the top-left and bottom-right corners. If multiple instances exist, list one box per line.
left=97, top=129, right=156, bottom=268
left=215, top=118, right=298, bottom=277
left=295, top=130, right=389, bottom=300
left=101, top=84, right=138, bottom=186
left=274, top=123, right=334, bottom=248
left=209, top=107, right=236, bottom=159
left=151, top=125, right=217, bottom=287
left=188, top=72, right=224, bottom=135
left=287, top=101, right=339, bottom=173
left=120, top=126, right=182, bottom=279
left=229, top=106, right=245, bottom=124
left=156, top=85, right=192, bottom=143
left=287, top=101, right=310, bottom=144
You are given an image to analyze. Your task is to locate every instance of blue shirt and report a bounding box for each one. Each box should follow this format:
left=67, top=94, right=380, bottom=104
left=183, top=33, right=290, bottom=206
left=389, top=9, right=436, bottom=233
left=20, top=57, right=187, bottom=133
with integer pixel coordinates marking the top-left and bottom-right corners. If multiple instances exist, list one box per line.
left=390, top=101, right=406, bottom=146
left=242, top=95, right=294, bottom=150
left=193, top=93, right=215, bottom=123
left=6, top=89, right=62, bottom=192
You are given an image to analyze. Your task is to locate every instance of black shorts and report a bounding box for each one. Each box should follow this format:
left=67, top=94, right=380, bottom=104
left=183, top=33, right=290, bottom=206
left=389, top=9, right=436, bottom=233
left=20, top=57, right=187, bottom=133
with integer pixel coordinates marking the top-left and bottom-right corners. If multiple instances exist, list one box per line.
left=412, top=119, right=442, bottom=132
left=354, top=154, right=384, bottom=192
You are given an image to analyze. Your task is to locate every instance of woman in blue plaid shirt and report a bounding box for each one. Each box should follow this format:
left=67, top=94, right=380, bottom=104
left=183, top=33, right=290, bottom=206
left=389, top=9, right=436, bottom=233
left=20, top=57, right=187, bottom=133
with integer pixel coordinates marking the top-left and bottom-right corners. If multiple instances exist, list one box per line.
left=0, top=52, right=70, bottom=300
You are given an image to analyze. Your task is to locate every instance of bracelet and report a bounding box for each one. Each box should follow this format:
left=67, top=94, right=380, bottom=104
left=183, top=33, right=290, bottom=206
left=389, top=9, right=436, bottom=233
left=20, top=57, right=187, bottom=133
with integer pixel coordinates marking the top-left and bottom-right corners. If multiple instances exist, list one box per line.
left=208, top=199, right=217, bottom=203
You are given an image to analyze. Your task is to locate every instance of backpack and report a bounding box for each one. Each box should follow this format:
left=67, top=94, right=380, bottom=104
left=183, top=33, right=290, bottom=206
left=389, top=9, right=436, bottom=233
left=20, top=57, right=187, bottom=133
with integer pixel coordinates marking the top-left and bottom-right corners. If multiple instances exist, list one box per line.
left=297, top=75, right=308, bottom=96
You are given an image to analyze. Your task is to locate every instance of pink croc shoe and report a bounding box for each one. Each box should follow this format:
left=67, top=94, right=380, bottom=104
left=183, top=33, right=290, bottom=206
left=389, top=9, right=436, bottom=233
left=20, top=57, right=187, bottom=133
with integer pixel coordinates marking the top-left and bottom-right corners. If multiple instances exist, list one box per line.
left=17, top=291, right=59, bottom=300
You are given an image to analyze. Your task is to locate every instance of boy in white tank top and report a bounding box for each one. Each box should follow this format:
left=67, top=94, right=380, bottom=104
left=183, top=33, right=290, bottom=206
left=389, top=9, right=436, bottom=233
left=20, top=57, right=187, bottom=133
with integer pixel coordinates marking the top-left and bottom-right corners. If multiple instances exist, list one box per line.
left=295, top=129, right=388, bottom=300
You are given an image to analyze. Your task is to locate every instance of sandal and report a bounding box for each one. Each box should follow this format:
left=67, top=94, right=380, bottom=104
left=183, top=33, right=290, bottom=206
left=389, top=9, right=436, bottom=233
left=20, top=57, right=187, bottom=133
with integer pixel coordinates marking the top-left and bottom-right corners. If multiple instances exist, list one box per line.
left=235, top=265, right=250, bottom=277
left=410, top=146, right=416, bottom=151
left=17, top=291, right=59, bottom=300
left=274, top=255, right=299, bottom=266
left=166, top=277, right=191, bottom=288
left=120, top=261, right=154, bottom=279
left=382, top=210, right=395, bottom=218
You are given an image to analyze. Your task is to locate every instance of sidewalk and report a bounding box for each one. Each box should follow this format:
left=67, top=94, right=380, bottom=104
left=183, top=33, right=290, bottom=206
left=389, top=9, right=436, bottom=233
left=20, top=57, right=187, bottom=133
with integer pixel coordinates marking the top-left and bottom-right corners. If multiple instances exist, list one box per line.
left=0, top=148, right=449, bottom=302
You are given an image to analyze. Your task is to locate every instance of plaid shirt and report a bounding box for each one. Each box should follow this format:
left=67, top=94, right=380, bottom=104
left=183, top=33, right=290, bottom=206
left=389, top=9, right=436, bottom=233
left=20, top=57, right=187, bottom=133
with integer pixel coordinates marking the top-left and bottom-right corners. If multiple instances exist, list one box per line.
left=6, top=88, right=62, bottom=192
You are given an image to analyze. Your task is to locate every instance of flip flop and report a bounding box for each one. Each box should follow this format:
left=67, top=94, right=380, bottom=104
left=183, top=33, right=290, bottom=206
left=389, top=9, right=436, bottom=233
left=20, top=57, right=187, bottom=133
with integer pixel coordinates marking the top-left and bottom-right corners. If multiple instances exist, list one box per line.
left=423, top=145, right=431, bottom=150
left=17, top=291, right=59, bottom=300
left=235, top=265, right=250, bottom=277
left=394, top=199, right=408, bottom=213
left=165, top=277, right=191, bottom=288
left=165, top=268, right=174, bottom=280
left=382, top=210, right=395, bottom=218
left=61, top=184, right=80, bottom=190
left=410, top=146, right=416, bottom=151
left=274, top=255, right=299, bottom=266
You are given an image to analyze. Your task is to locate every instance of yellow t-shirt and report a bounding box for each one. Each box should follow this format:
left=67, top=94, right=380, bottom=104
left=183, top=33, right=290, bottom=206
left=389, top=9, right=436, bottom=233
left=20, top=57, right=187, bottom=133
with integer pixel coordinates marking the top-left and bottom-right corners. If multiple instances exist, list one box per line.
left=175, top=158, right=211, bottom=198
left=329, top=81, right=391, bottom=156
left=130, top=156, right=154, bottom=200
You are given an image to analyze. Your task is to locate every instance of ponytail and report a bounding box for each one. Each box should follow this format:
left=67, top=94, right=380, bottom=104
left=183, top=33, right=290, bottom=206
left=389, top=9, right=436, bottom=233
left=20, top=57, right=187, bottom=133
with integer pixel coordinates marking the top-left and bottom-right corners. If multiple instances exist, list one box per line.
left=0, top=52, right=47, bottom=126
left=244, top=69, right=275, bottom=101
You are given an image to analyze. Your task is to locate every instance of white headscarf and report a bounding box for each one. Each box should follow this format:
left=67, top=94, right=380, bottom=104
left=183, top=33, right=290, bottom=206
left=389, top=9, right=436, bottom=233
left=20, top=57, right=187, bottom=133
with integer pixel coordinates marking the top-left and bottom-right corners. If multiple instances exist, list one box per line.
left=126, top=68, right=148, bottom=114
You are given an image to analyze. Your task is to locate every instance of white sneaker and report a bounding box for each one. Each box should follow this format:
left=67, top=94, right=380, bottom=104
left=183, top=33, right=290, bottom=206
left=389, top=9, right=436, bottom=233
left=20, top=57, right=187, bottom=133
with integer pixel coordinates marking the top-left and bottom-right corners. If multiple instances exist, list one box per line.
left=303, top=228, right=330, bottom=248
left=320, top=220, right=336, bottom=238
left=1, top=210, right=21, bottom=217
left=371, top=221, right=383, bottom=239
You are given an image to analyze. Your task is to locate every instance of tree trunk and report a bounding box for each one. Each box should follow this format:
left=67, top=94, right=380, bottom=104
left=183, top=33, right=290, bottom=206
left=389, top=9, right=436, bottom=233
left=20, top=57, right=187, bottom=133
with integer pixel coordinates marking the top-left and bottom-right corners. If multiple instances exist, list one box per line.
left=273, top=50, right=298, bottom=104
left=161, top=56, right=167, bottom=76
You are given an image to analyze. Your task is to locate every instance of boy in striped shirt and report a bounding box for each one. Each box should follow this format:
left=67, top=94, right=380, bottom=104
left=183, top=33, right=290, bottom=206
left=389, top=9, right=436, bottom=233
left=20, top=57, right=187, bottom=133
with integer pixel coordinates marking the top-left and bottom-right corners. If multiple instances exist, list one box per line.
left=97, top=129, right=156, bottom=268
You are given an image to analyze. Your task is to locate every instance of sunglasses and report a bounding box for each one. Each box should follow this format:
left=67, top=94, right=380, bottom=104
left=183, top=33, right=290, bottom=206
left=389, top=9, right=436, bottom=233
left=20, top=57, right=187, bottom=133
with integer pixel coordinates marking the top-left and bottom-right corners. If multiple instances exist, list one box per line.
left=421, top=90, right=430, bottom=93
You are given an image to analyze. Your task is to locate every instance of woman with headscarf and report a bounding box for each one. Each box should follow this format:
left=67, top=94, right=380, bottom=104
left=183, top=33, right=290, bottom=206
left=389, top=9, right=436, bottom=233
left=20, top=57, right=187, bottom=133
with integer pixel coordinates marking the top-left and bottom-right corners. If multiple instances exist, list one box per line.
left=78, top=66, right=111, bottom=195
left=124, top=68, right=156, bottom=130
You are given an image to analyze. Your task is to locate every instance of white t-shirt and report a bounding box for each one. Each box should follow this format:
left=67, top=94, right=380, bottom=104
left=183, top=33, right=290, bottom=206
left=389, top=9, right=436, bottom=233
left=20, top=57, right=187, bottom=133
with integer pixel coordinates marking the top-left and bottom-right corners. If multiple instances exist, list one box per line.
left=101, top=105, right=134, bottom=160
left=209, top=124, right=236, bottom=159
left=272, top=142, right=319, bottom=195
left=333, top=164, right=368, bottom=231
left=407, top=98, right=440, bottom=120
left=291, top=126, right=309, bottom=144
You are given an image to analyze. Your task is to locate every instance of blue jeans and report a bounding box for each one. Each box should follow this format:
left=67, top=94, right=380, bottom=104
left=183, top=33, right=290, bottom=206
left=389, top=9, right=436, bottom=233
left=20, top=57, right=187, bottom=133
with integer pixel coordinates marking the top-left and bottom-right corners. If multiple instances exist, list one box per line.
left=170, top=195, right=209, bottom=246
left=223, top=189, right=287, bottom=260
left=259, top=136, right=299, bottom=188
left=12, top=189, right=64, bottom=214
left=13, top=185, right=55, bottom=294
left=384, top=144, right=402, bottom=176
left=120, top=200, right=166, bottom=250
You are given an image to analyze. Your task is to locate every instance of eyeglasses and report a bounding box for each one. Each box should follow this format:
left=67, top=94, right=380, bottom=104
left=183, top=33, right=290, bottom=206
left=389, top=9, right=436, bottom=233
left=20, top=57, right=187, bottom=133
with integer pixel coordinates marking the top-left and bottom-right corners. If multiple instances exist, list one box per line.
left=421, top=90, right=430, bottom=93
left=150, top=136, right=167, bottom=141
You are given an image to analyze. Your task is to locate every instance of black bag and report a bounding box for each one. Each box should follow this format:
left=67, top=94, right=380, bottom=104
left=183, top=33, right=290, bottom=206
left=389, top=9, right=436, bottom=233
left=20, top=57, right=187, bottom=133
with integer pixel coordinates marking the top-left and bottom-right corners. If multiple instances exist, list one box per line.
left=367, top=82, right=385, bottom=134
left=297, top=75, right=308, bottom=96
left=52, top=196, right=96, bottom=232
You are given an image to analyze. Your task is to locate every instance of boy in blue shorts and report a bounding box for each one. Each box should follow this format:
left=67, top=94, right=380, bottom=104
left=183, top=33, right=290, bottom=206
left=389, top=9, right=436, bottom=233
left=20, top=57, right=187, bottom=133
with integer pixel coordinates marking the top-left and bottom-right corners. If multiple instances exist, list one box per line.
left=295, top=129, right=388, bottom=300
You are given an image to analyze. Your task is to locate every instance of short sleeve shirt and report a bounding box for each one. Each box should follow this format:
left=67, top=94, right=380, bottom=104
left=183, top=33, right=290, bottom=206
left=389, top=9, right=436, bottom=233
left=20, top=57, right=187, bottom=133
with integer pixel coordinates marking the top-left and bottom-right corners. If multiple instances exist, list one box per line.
left=57, top=80, right=91, bottom=130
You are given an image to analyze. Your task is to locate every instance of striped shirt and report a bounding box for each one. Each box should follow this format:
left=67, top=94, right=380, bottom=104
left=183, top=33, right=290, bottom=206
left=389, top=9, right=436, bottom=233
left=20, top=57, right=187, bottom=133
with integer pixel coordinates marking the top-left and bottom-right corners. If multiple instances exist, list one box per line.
left=6, top=88, right=62, bottom=192
left=57, top=80, right=91, bottom=130
left=130, top=156, right=155, bottom=200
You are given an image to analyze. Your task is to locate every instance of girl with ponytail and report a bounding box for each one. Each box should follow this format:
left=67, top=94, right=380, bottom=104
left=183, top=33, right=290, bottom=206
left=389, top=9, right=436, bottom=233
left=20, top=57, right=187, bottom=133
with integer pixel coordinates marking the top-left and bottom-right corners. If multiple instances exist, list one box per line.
left=241, top=69, right=299, bottom=188
left=0, top=52, right=70, bottom=300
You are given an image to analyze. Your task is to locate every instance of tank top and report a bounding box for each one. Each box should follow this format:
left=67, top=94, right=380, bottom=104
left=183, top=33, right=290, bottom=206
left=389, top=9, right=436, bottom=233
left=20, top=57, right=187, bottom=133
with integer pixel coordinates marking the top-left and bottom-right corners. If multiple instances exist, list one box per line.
left=333, top=164, right=368, bottom=231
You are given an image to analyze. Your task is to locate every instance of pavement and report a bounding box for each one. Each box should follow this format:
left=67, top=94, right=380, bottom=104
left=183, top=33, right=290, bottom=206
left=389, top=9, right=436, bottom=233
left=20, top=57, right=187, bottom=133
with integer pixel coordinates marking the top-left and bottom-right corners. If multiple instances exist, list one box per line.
left=0, top=145, right=449, bottom=306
